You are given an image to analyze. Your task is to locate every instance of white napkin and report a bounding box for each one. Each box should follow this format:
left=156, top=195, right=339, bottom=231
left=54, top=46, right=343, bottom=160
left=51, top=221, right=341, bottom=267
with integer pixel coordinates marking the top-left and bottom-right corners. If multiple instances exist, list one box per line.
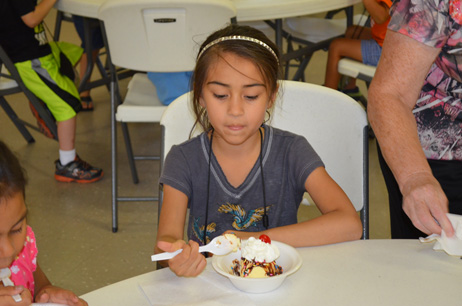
left=139, top=267, right=254, bottom=306
left=419, top=213, right=462, bottom=256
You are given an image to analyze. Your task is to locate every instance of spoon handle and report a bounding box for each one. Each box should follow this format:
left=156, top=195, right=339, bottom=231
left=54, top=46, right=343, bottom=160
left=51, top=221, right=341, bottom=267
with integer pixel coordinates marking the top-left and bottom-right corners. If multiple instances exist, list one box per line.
left=151, top=245, right=213, bottom=262
left=151, top=249, right=183, bottom=261
left=2, top=278, right=22, bottom=302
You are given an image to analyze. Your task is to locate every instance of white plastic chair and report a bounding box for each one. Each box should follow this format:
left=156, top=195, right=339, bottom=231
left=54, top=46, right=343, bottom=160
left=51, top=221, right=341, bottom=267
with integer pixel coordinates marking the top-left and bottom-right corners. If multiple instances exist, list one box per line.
left=283, top=13, right=369, bottom=80
left=338, top=58, right=376, bottom=83
left=160, top=80, right=369, bottom=239
left=97, top=0, right=236, bottom=232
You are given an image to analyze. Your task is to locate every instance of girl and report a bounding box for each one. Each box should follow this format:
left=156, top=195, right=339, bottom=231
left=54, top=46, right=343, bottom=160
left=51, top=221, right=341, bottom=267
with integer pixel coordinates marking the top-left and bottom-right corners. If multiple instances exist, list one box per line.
left=0, top=141, right=87, bottom=306
left=155, top=25, right=363, bottom=277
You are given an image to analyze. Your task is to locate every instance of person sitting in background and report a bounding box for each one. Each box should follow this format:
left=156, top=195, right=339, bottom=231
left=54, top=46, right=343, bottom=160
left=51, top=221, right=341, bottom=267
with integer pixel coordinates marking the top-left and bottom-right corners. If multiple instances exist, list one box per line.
left=0, top=141, right=88, bottom=305
left=323, top=0, right=392, bottom=99
left=0, top=0, right=103, bottom=183
left=368, top=0, right=461, bottom=238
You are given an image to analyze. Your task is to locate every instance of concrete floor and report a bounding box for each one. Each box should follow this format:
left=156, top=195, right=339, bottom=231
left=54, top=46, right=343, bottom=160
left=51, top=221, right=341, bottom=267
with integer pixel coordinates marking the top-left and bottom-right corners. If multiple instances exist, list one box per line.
left=0, top=7, right=389, bottom=296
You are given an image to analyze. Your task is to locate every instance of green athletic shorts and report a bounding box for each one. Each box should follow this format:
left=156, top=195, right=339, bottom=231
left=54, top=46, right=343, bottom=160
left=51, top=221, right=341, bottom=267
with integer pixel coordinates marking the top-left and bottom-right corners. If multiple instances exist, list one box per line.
left=14, top=42, right=83, bottom=122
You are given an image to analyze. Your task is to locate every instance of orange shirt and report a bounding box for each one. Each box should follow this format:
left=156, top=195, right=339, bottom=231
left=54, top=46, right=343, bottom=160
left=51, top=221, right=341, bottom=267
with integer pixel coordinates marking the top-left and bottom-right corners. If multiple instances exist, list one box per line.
left=371, top=0, right=393, bottom=46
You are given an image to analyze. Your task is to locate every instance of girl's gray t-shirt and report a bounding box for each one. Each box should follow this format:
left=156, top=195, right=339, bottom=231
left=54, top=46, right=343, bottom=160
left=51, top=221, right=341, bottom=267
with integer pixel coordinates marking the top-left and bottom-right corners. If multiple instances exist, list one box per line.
left=160, top=125, right=324, bottom=245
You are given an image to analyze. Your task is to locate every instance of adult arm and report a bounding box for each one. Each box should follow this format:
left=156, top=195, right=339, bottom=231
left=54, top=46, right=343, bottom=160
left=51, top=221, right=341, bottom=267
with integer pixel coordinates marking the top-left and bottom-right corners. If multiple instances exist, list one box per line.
left=155, top=185, right=207, bottom=276
left=367, top=30, right=454, bottom=236
left=21, top=0, right=57, bottom=28
left=227, top=167, right=363, bottom=247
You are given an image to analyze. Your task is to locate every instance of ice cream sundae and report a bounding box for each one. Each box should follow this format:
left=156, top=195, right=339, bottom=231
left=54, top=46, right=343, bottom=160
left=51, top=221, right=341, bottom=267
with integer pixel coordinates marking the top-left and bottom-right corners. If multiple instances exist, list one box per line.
left=232, top=235, right=283, bottom=278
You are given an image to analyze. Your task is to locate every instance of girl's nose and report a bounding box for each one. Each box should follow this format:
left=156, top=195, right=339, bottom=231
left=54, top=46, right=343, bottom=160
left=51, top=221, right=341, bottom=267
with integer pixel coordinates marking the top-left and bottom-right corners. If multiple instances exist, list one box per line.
left=228, top=96, right=244, bottom=116
left=0, top=237, right=15, bottom=260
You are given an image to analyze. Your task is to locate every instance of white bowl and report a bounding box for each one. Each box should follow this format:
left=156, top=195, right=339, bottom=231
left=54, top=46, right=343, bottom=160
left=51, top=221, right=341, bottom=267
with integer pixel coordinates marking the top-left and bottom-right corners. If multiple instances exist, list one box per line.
left=212, top=240, right=302, bottom=293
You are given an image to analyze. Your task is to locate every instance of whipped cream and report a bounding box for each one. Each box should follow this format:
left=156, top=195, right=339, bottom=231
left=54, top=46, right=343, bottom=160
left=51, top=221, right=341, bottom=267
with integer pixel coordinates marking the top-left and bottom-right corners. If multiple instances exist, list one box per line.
left=241, top=237, right=280, bottom=262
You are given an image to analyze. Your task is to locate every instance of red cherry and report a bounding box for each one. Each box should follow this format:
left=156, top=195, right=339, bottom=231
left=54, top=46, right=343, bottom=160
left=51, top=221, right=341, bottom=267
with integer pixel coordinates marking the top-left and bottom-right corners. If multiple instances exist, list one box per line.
left=259, top=234, right=271, bottom=244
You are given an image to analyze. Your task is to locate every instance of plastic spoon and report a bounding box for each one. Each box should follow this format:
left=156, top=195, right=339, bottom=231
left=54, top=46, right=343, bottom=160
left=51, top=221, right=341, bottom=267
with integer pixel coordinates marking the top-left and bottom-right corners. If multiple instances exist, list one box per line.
left=0, top=268, right=22, bottom=302
left=151, top=235, right=240, bottom=261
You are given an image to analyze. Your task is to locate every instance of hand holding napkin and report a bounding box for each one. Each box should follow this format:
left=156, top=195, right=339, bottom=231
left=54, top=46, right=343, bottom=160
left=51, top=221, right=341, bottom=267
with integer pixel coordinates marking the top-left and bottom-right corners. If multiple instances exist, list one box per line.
left=419, top=213, right=462, bottom=256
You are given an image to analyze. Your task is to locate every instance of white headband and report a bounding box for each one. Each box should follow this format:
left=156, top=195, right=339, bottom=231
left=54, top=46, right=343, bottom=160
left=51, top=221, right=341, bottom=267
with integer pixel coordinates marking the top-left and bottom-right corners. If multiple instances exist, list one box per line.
left=197, top=35, right=279, bottom=64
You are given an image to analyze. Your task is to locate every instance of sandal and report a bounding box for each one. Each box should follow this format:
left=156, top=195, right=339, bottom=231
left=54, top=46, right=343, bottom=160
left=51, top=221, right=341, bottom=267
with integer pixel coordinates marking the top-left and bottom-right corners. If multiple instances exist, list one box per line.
left=80, top=96, right=94, bottom=111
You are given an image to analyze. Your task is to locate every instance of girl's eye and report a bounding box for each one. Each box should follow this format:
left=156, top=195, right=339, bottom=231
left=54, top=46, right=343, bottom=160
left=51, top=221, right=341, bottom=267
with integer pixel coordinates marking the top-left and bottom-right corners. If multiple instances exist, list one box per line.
left=10, top=227, right=23, bottom=235
left=245, top=95, right=258, bottom=100
left=213, top=93, right=227, bottom=99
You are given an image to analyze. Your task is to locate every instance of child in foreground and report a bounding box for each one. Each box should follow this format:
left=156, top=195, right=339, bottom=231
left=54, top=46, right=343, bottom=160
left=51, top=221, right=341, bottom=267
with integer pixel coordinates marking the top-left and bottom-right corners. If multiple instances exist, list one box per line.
left=0, top=141, right=87, bottom=306
left=155, top=24, right=363, bottom=277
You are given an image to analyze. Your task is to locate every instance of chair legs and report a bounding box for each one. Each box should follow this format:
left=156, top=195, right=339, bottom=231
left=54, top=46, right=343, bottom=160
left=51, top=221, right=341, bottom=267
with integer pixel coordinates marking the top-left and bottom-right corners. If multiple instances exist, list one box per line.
left=110, top=82, right=159, bottom=232
left=0, top=96, right=35, bottom=143
left=121, top=122, right=139, bottom=184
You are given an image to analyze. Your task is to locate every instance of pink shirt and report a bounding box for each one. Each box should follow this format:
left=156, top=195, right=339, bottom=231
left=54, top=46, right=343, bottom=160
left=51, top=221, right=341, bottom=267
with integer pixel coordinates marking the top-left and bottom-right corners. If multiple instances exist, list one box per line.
left=9, top=226, right=38, bottom=297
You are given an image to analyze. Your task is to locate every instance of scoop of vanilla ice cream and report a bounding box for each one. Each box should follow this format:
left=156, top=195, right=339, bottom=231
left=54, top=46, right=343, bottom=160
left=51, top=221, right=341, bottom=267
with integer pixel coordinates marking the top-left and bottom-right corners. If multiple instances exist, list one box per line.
left=241, top=237, right=280, bottom=262
left=223, top=233, right=241, bottom=252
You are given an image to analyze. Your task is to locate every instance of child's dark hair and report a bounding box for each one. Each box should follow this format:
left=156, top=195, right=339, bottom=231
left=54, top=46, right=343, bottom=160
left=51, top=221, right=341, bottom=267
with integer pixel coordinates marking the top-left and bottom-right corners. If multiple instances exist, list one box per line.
left=0, top=141, right=27, bottom=201
left=192, top=24, right=281, bottom=132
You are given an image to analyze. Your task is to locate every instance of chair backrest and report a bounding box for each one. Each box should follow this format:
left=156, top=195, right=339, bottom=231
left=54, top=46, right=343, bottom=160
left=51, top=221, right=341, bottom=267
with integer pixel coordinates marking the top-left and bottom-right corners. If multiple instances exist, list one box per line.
left=0, top=46, right=28, bottom=95
left=270, top=81, right=369, bottom=239
left=160, top=80, right=369, bottom=238
left=98, top=0, right=236, bottom=72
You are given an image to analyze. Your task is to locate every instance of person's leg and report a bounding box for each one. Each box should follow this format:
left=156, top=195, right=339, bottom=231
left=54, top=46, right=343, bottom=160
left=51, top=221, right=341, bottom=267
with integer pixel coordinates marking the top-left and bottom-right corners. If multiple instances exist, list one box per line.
left=342, top=26, right=373, bottom=90
left=73, top=15, right=104, bottom=110
left=78, top=49, right=100, bottom=110
left=324, top=38, right=363, bottom=89
left=16, top=55, right=103, bottom=182
left=428, top=159, right=462, bottom=215
left=57, top=116, right=76, bottom=151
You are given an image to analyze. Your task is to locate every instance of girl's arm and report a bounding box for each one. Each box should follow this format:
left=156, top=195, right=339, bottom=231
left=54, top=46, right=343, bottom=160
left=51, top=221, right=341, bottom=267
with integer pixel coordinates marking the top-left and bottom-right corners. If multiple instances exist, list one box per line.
left=21, top=0, right=57, bottom=28
left=34, top=263, right=87, bottom=306
left=229, top=167, right=363, bottom=247
left=363, top=0, right=391, bottom=25
left=368, top=30, right=453, bottom=236
left=155, top=185, right=207, bottom=276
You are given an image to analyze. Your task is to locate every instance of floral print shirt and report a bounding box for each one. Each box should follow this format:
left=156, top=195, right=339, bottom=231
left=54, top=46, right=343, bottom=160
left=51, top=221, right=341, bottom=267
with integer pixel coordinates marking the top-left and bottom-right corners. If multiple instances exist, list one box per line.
left=389, top=0, right=462, bottom=160
left=9, top=226, right=38, bottom=297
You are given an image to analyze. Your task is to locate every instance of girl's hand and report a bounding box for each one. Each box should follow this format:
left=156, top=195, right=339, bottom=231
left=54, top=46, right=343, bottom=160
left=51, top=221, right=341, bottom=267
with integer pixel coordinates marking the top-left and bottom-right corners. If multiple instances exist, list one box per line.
left=157, top=240, right=206, bottom=277
left=35, top=285, right=88, bottom=306
left=0, top=285, right=33, bottom=306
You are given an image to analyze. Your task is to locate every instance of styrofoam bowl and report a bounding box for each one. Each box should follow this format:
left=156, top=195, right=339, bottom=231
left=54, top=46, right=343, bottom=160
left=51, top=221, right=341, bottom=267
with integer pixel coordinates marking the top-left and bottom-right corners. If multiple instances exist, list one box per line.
left=212, top=240, right=302, bottom=293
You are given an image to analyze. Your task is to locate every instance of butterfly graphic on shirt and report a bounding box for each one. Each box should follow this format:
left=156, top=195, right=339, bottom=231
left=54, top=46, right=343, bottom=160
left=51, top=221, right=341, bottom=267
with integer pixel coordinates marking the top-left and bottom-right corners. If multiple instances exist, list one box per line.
left=192, top=218, right=216, bottom=244
left=218, top=203, right=271, bottom=230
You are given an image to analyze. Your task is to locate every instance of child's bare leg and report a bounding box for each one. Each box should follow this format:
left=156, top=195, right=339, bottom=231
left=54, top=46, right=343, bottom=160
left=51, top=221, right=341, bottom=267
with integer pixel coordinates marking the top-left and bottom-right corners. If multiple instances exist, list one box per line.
left=79, top=49, right=100, bottom=98
left=324, top=38, right=363, bottom=89
left=57, top=116, right=76, bottom=151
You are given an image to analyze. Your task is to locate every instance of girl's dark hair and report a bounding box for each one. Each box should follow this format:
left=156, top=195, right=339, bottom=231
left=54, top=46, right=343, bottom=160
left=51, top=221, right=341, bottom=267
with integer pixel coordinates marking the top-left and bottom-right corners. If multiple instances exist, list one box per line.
left=192, top=24, right=281, bottom=132
left=0, top=141, right=27, bottom=201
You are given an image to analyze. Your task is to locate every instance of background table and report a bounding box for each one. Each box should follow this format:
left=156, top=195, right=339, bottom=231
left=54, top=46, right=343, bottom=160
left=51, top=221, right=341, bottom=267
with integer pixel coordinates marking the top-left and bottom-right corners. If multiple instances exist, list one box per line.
left=81, top=240, right=462, bottom=305
left=56, top=0, right=361, bottom=21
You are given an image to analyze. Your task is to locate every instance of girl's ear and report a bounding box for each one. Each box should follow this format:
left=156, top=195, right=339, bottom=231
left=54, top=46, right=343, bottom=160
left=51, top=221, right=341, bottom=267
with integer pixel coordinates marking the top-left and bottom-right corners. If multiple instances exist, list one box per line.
left=199, top=96, right=206, bottom=108
left=267, top=84, right=279, bottom=109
